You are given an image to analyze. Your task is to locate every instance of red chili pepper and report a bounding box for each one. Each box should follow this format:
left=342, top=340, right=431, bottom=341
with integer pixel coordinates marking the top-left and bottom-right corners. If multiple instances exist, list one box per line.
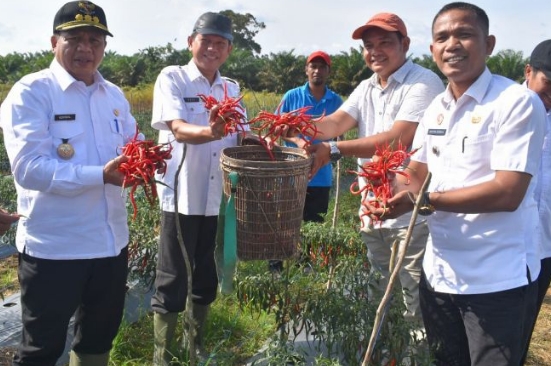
left=140, top=253, right=149, bottom=272
left=200, top=91, right=324, bottom=160
left=348, top=142, right=418, bottom=226
left=198, top=83, right=249, bottom=137
left=118, top=128, right=173, bottom=220
left=247, top=106, right=323, bottom=160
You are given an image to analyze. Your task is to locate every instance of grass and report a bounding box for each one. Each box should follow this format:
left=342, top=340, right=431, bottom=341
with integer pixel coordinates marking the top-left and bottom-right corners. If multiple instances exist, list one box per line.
left=525, top=289, right=551, bottom=365
left=0, top=254, right=17, bottom=300
left=107, top=292, right=276, bottom=365
left=0, top=257, right=277, bottom=366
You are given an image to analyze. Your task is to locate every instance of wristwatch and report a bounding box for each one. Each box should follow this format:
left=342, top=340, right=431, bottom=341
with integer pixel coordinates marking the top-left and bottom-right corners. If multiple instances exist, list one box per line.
left=329, top=141, right=342, bottom=162
left=418, top=191, right=435, bottom=216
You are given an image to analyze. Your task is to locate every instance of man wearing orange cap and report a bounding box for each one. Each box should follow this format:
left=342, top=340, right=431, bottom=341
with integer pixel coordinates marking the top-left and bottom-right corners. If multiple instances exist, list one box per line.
left=268, top=50, right=343, bottom=272
left=0, top=1, right=135, bottom=366
left=304, top=12, right=444, bottom=350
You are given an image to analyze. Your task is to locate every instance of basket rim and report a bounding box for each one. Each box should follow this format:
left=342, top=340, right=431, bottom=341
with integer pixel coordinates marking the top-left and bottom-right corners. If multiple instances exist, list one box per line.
left=222, top=145, right=308, bottom=157
left=221, top=145, right=311, bottom=170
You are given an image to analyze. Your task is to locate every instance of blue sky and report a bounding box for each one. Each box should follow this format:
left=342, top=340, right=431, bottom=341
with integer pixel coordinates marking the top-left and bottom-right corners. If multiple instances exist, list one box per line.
left=0, top=0, right=549, bottom=59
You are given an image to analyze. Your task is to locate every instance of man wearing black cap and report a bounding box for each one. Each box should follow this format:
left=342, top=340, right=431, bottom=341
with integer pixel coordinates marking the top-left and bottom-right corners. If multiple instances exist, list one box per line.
left=150, top=11, right=245, bottom=365
left=519, top=38, right=551, bottom=365
left=0, top=1, right=135, bottom=366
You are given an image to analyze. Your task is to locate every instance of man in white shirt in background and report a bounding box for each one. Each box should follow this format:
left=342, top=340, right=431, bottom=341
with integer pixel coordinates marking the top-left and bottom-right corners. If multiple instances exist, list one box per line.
left=519, top=38, right=551, bottom=366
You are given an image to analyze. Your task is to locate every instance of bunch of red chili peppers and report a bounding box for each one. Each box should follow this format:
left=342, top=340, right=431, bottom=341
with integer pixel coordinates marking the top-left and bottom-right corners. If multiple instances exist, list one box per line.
left=118, top=131, right=173, bottom=220
left=248, top=105, right=321, bottom=159
left=198, top=84, right=248, bottom=137
left=348, top=142, right=418, bottom=226
left=198, top=88, right=321, bottom=160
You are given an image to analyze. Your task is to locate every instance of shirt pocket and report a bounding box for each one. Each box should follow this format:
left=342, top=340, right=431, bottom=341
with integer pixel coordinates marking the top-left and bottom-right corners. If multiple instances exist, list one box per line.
left=457, top=133, right=493, bottom=171
left=186, top=101, right=208, bottom=125
left=108, top=115, right=126, bottom=152
left=109, top=117, right=123, bottom=135
left=49, top=121, right=85, bottom=161
left=105, top=103, right=131, bottom=139
left=382, top=104, right=402, bottom=132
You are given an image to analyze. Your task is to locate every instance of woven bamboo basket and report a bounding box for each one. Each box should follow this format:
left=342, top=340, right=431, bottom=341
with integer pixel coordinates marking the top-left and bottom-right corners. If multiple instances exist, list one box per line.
left=220, top=145, right=311, bottom=261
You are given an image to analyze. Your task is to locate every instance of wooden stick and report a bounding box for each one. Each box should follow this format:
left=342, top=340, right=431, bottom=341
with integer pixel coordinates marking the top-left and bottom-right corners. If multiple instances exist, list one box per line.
left=331, top=137, right=341, bottom=229
left=326, top=146, right=341, bottom=291
left=361, top=172, right=432, bottom=366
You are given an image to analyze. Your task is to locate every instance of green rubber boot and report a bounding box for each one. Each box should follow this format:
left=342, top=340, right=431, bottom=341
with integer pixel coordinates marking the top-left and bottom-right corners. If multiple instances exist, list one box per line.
left=68, top=350, right=109, bottom=366
left=153, top=312, right=179, bottom=366
left=182, top=304, right=210, bottom=361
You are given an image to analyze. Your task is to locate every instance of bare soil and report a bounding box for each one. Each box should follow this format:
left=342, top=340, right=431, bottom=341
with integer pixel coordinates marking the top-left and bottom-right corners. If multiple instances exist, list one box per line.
left=0, top=347, right=16, bottom=365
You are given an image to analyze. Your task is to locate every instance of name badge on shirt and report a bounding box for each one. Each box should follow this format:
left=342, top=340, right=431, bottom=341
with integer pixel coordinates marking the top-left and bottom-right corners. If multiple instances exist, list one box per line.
left=428, top=128, right=446, bottom=136
left=54, top=114, right=76, bottom=121
left=184, top=97, right=200, bottom=103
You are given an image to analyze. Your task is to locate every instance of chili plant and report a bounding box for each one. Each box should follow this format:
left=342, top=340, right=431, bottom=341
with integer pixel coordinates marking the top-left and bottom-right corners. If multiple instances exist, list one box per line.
left=236, top=220, right=431, bottom=365
left=127, top=188, right=161, bottom=288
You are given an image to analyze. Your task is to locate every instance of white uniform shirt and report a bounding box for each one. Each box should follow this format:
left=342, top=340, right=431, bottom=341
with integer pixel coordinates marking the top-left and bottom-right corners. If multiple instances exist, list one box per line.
left=339, top=59, right=445, bottom=229
left=413, top=68, right=546, bottom=294
left=533, top=102, right=551, bottom=260
left=151, top=61, right=245, bottom=216
left=0, top=59, right=136, bottom=259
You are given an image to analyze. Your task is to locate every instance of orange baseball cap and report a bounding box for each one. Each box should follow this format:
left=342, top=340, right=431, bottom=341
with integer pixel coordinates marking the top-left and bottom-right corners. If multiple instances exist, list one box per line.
left=352, top=12, right=407, bottom=40
left=306, top=50, right=331, bottom=66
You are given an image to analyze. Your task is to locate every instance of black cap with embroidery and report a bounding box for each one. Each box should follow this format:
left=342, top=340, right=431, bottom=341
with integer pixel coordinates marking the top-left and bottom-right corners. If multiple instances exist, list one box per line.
left=53, top=1, right=113, bottom=37
left=530, top=39, right=551, bottom=80
left=193, top=12, right=233, bottom=42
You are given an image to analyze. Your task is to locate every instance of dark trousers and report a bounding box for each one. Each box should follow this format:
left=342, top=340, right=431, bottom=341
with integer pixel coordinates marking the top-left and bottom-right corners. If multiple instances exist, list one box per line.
left=303, top=186, right=331, bottom=223
left=419, top=270, right=538, bottom=366
left=519, top=256, right=551, bottom=364
left=535, top=257, right=551, bottom=315
left=151, top=212, right=218, bottom=313
left=13, top=248, right=128, bottom=366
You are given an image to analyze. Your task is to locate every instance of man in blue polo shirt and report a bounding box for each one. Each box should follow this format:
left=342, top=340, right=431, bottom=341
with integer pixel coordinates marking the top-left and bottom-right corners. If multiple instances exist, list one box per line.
left=269, top=51, right=343, bottom=272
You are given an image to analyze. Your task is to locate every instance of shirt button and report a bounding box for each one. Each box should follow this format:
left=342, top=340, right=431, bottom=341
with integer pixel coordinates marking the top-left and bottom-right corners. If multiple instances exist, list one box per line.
left=213, top=152, right=217, bottom=156
left=211, top=176, right=214, bottom=180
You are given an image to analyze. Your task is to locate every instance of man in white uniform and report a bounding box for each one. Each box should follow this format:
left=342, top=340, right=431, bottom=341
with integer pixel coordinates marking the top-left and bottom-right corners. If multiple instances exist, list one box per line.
left=367, top=3, right=546, bottom=365
left=0, top=2, right=136, bottom=365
